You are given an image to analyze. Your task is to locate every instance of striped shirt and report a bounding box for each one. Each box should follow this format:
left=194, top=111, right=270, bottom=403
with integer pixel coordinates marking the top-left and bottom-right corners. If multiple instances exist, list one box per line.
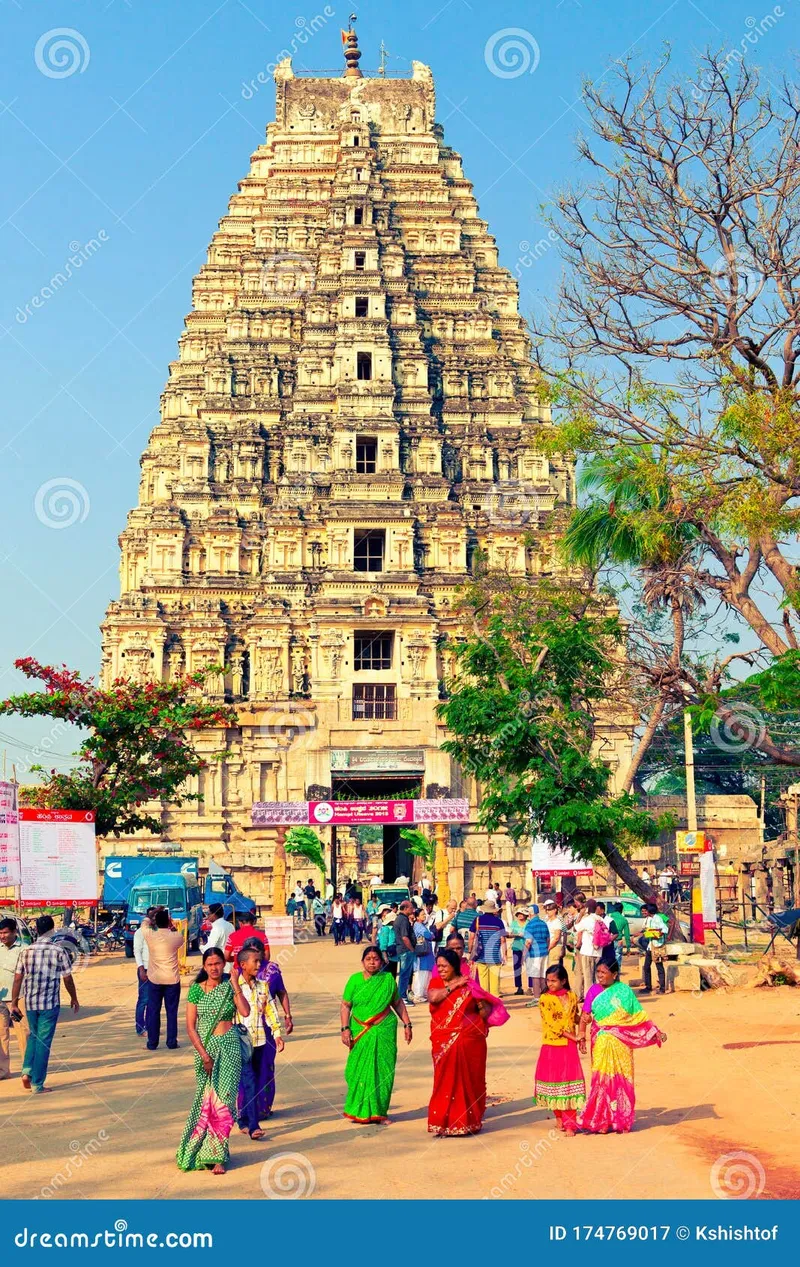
left=15, top=936, right=72, bottom=1011
left=454, top=908, right=478, bottom=936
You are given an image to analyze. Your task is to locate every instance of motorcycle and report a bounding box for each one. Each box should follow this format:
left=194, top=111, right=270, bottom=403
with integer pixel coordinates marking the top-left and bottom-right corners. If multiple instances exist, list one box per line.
left=95, top=912, right=126, bottom=952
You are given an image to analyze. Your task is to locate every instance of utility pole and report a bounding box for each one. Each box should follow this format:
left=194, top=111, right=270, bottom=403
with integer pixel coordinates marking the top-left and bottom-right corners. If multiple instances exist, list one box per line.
left=684, top=710, right=697, bottom=832
left=377, top=41, right=389, bottom=76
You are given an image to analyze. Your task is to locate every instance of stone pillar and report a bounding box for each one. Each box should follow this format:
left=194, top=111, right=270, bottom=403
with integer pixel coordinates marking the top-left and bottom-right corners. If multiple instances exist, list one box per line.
left=272, top=826, right=287, bottom=914
left=434, top=822, right=450, bottom=905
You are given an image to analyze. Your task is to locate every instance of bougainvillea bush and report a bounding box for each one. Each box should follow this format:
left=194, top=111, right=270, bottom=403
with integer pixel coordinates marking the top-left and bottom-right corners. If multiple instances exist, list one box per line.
left=1, top=658, right=235, bottom=837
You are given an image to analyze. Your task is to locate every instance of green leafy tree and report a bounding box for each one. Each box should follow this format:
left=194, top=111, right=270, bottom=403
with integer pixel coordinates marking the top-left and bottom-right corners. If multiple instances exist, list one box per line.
left=400, top=828, right=434, bottom=869
left=438, top=575, right=667, bottom=901
left=0, top=658, right=234, bottom=837
left=284, top=826, right=326, bottom=879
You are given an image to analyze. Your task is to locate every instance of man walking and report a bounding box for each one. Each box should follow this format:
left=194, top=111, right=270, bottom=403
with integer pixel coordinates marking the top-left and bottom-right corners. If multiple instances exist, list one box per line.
left=522, top=905, right=550, bottom=1004
left=143, top=908, right=183, bottom=1050
left=204, top=903, right=234, bottom=953
left=394, top=900, right=416, bottom=1004
left=453, top=895, right=478, bottom=940
left=133, top=906, right=156, bottom=1037
left=0, top=918, right=29, bottom=1080
left=542, top=899, right=566, bottom=965
left=470, top=895, right=506, bottom=996
left=11, top=915, right=79, bottom=1093
left=572, top=898, right=602, bottom=1002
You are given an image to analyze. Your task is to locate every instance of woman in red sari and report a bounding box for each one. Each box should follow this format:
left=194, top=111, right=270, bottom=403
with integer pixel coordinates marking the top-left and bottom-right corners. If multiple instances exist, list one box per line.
left=427, top=948, right=492, bottom=1137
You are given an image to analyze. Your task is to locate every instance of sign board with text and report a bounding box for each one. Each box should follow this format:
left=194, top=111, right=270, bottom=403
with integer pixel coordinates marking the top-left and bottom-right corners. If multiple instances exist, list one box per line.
left=252, top=798, right=470, bottom=827
left=531, top=836, right=593, bottom=878
left=264, top=915, right=295, bottom=948
left=19, top=808, right=98, bottom=906
left=0, top=781, right=20, bottom=887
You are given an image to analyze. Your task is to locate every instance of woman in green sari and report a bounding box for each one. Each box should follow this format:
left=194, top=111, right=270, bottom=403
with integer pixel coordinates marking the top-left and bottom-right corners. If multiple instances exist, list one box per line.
left=340, top=946, right=412, bottom=1123
left=176, top=947, right=250, bottom=1175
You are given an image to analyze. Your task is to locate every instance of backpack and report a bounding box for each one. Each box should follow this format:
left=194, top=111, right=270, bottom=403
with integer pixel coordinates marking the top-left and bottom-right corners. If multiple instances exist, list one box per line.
left=593, top=917, right=613, bottom=949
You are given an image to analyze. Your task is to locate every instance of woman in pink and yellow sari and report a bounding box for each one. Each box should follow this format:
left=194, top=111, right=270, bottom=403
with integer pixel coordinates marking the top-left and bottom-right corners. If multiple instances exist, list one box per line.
left=577, top=954, right=666, bottom=1134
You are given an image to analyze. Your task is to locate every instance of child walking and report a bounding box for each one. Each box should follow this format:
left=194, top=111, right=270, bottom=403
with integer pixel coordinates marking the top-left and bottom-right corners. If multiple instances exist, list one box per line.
left=533, top=963, right=585, bottom=1136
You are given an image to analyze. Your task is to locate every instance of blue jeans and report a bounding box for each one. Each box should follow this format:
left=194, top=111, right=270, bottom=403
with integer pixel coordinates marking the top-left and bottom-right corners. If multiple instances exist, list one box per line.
left=23, top=1006, right=60, bottom=1091
left=135, top=974, right=150, bottom=1033
left=397, top=950, right=415, bottom=1000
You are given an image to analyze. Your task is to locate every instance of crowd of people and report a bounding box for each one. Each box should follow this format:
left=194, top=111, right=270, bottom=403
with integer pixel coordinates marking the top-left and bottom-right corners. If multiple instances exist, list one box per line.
left=0, top=874, right=670, bottom=1173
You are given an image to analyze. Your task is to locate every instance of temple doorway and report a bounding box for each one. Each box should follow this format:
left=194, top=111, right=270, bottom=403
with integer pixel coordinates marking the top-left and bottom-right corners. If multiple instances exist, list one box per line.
left=330, top=774, right=422, bottom=889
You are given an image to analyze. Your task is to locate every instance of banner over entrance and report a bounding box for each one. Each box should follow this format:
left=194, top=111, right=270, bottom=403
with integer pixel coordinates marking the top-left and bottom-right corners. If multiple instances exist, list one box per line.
left=252, top=798, right=470, bottom=827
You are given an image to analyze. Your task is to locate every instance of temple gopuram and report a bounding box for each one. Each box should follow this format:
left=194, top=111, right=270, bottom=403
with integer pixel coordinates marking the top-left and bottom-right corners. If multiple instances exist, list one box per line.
left=100, top=27, right=614, bottom=906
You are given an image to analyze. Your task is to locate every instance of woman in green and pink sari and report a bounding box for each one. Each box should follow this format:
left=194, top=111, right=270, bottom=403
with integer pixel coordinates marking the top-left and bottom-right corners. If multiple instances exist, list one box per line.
left=340, top=947, right=413, bottom=1124
left=577, top=954, right=666, bottom=1134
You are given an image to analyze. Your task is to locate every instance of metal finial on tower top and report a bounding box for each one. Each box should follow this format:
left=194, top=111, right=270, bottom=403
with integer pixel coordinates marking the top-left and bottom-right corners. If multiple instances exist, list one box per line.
left=341, top=14, right=363, bottom=78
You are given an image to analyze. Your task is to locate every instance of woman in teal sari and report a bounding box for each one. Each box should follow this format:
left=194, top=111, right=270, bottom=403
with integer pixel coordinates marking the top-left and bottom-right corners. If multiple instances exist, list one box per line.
left=340, top=946, right=413, bottom=1123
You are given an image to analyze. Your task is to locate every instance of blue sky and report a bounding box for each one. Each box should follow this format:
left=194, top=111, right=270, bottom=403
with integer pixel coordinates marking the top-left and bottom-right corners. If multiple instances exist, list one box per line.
left=0, top=0, right=792, bottom=772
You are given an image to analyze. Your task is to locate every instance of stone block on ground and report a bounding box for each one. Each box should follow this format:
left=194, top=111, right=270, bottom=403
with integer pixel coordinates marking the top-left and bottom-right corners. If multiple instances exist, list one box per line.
left=667, top=963, right=701, bottom=992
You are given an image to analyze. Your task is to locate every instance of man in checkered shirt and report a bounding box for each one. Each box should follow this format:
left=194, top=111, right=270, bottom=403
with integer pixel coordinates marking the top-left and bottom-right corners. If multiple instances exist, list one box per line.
left=10, top=915, right=79, bottom=1093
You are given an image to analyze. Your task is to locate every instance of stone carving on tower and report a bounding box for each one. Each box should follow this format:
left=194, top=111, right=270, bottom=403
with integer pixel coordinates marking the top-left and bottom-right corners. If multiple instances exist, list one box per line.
left=100, top=26, right=573, bottom=905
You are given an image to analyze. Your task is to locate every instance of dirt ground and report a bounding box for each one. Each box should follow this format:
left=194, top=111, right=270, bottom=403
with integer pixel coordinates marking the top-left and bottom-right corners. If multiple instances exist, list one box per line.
left=3, top=936, right=799, bottom=1202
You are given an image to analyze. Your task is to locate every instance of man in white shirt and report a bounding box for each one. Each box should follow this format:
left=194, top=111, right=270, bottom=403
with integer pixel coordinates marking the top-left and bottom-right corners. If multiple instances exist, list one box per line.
left=132, top=906, right=156, bottom=1037
left=0, top=918, right=29, bottom=1079
left=542, top=899, right=565, bottom=963
left=293, top=884, right=307, bottom=922
left=573, top=899, right=602, bottom=1003
left=204, top=903, right=235, bottom=953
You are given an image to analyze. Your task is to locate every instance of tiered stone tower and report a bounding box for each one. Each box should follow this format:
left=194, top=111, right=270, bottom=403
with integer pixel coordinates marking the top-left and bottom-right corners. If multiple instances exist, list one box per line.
left=100, top=31, right=581, bottom=905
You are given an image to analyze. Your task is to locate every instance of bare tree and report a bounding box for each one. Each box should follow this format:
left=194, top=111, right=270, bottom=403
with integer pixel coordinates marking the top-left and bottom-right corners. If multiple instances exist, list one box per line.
left=534, top=52, right=800, bottom=667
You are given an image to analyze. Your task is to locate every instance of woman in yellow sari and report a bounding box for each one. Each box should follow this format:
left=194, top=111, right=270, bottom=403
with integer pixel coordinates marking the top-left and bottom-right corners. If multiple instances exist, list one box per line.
left=577, top=954, right=666, bottom=1134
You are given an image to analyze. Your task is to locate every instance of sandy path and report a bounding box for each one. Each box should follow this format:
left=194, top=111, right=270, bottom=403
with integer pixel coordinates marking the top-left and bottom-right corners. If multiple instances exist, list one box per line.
left=3, top=938, right=798, bottom=1201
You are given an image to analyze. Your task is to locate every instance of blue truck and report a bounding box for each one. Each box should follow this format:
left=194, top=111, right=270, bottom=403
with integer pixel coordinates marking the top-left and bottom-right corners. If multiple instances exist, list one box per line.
left=103, top=854, right=254, bottom=957
left=102, top=855, right=201, bottom=958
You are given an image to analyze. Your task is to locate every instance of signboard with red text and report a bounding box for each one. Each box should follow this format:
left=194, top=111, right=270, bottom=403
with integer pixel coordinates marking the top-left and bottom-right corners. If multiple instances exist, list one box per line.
left=0, top=781, right=20, bottom=887
left=18, top=808, right=98, bottom=906
left=531, top=836, right=593, bottom=878
left=252, top=798, right=470, bottom=827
